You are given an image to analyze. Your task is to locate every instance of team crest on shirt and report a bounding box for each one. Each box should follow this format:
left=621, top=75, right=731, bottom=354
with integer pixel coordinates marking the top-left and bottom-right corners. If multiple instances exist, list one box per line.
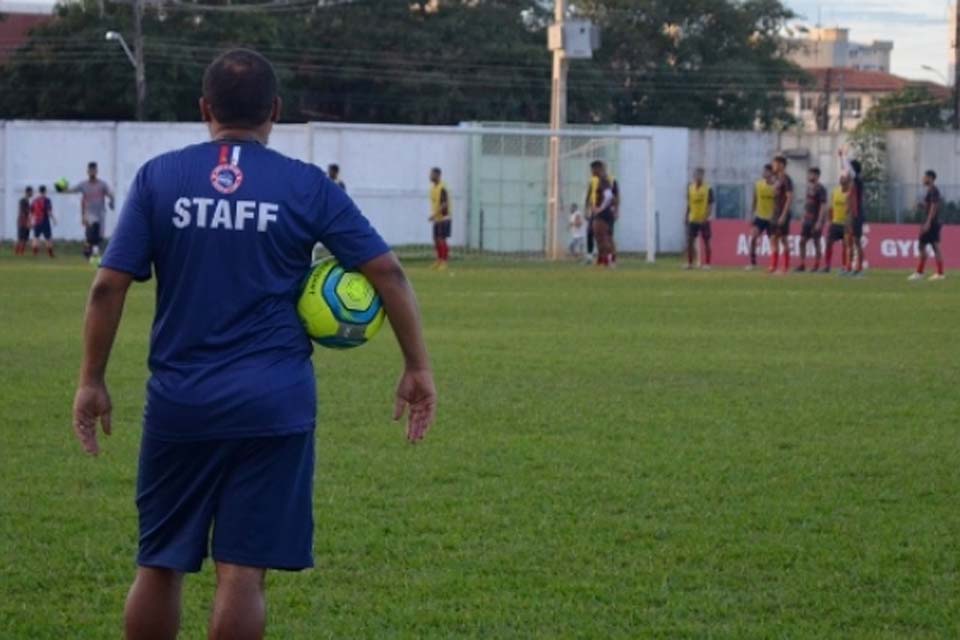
left=210, top=164, right=244, bottom=194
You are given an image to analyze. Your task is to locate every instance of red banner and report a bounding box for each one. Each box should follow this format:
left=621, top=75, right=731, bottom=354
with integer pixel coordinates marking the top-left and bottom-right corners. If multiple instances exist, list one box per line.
left=706, top=220, right=960, bottom=270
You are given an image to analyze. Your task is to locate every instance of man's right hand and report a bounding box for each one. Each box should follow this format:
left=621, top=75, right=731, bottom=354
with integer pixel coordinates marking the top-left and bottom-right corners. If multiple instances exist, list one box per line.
left=393, top=368, right=437, bottom=444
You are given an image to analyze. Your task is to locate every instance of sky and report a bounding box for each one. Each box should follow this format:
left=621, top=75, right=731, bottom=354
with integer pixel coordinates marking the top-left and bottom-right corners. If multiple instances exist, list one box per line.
left=786, top=0, right=953, bottom=81
left=2, top=0, right=953, bottom=82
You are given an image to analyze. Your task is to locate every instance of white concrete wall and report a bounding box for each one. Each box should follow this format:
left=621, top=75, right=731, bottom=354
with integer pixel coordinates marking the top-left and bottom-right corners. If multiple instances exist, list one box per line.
left=310, top=123, right=469, bottom=248
left=2, top=121, right=959, bottom=252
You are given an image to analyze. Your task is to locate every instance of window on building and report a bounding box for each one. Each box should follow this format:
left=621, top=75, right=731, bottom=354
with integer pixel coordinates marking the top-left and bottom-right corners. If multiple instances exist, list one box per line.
left=800, top=96, right=817, bottom=111
left=843, top=97, right=862, bottom=114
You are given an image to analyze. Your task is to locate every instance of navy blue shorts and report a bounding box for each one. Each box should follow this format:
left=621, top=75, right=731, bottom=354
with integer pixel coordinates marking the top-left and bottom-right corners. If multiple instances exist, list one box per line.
left=827, top=224, right=846, bottom=243
left=33, top=220, right=51, bottom=240
left=433, top=220, right=451, bottom=240
left=752, top=217, right=772, bottom=235
left=136, top=431, right=315, bottom=573
left=688, top=221, right=711, bottom=240
left=920, top=222, right=942, bottom=245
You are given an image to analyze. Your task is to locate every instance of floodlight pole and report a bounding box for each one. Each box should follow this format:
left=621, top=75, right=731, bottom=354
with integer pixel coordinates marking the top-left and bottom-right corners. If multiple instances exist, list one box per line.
left=106, top=17, right=146, bottom=121
left=132, top=0, right=146, bottom=122
left=546, top=0, right=568, bottom=261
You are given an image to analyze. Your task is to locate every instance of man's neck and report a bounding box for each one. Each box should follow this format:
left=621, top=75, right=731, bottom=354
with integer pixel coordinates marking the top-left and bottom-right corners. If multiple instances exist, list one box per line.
left=209, top=127, right=268, bottom=145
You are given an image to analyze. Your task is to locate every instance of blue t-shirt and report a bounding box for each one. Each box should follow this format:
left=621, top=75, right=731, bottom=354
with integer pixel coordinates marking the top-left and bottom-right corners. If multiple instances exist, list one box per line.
left=102, top=140, right=390, bottom=442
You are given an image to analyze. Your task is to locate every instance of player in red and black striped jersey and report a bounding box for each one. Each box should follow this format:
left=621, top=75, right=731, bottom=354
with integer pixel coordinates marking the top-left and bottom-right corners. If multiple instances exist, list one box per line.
left=839, top=149, right=867, bottom=275
left=796, top=167, right=827, bottom=272
left=30, top=185, right=57, bottom=258
left=589, top=160, right=616, bottom=267
left=909, top=170, right=946, bottom=281
left=770, top=155, right=794, bottom=274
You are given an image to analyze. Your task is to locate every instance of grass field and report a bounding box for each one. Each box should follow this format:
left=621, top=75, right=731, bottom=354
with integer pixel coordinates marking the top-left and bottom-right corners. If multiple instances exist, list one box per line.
left=2, top=251, right=959, bottom=639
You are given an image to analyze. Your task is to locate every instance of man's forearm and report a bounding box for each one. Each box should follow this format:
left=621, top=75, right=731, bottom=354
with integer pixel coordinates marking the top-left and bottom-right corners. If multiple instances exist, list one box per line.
left=362, top=254, right=430, bottom=371
left=79, top=279, right=128, bottom=384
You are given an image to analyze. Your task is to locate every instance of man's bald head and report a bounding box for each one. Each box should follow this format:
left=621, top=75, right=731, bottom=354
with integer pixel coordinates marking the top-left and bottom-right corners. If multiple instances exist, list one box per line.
left=202, top=49, right=278, bottom=128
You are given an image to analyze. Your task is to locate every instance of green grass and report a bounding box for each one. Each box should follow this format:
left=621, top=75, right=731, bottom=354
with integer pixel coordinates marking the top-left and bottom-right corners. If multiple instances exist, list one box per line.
left=2, top=251, right=959, bottom=638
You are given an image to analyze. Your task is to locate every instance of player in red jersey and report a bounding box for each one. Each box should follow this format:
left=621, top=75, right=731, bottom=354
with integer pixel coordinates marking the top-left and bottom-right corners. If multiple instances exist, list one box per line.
left=796, top=167, right=827, bottom=272
left=909, top=170, right=946, bottom=281
left=839, top=150, right=866, bottom=276
left=769, top=155, right=794, bottom=274
left=30, top=185, right=57, bottom=258
left=590, top=160, right=616, bottom=267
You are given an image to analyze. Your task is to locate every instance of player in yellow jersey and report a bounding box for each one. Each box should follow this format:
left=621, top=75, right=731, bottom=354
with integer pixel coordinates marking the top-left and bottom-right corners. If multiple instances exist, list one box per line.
left=685, top=167, right=714, bottom=270
left=747, top=164, right=775, bottom=269
left=822, top=174, right=851, bottom=273
left=428, top=167, right=451, bottom=270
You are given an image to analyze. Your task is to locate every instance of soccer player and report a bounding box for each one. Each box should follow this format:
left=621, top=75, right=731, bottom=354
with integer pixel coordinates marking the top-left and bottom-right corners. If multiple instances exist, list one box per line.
left=30, top=185, right=57, bottom=258
left=600, top=162, right=620, bottom=266
left=429, top=167, right=451, bottom=270
left=685, top=167, right=713, bottom=270
left=840, top=150, right=866, bottom=276
left=796, top=167, right=827, bottom=272
left=589, top=160, right=617, bottom=267
left=823, top=174, right=852, bottom=273
left=66, top=161, right=115, bottom=262
left=770, top=155, right=794, bottom=274
left=909, top=169, right=946, bottom=281
left=747, top=164, right=775, bottom=270
left=14, top=186, right=33, bottom=256
left=328, top=163, right=346, bottom=191
left=584, top=167, right=598, bottom=263
left=71, top=49, right=437, bottom=640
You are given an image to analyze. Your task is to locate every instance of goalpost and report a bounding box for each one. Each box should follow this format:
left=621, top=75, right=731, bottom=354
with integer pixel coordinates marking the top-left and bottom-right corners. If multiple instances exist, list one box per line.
left=460, top=124, right=657, bottom=262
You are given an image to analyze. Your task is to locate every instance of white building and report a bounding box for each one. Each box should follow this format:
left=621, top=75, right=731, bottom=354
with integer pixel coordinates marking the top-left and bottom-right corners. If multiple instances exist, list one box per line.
left=950, top=4, right=957, bottom=87
left=788, top=28, right=893, bottom=73
left=784, top=68, right=949, bottom=132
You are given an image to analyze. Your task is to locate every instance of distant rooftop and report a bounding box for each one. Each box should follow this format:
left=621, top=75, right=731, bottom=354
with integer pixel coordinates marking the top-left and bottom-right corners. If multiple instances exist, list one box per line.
left=0, top=1, right=54, bottom=64
left=786, top=68, right=950, bottom=99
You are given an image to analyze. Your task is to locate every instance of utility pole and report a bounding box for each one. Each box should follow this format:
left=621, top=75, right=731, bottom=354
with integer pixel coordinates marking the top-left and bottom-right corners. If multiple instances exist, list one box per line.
left=133, top=0, right=146, bottom=121
left=837, top=71, right=845, bottom=132
left=546, top=0, right=568, bottom=260
left=954, top=2, right=960, bottom=129
left=818, top=68, right=832, bottom=132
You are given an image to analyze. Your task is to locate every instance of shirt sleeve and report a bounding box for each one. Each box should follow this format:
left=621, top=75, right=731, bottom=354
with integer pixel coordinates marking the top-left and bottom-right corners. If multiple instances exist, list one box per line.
left=100, top=166, right=153, bottom=282
left=314, top=176, right=390, bottom=270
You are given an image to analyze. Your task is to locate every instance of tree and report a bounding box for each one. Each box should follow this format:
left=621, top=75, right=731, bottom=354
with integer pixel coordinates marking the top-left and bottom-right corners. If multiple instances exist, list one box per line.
left=859, top=86, right=948, bottom=131
left=567, top=0, right=801, bottom=129
left=0, top=0, right=801, bottom=128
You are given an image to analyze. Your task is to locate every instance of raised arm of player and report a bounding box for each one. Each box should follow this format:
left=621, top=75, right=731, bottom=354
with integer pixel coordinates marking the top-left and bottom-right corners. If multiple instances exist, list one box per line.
left=73, top=267, right=133, bottom=455
left=359, top=252, right=436, bottom=444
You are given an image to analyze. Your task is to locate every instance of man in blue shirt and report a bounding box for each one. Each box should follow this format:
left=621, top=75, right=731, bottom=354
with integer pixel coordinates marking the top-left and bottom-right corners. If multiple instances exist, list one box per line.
left=72, top=49, right=436, bottom=640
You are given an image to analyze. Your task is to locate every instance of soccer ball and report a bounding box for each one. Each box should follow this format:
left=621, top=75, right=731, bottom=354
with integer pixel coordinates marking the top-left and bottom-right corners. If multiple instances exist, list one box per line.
left=297, top=258, right=385, bottom=349
left=54, top=178, right=69, bottom=193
